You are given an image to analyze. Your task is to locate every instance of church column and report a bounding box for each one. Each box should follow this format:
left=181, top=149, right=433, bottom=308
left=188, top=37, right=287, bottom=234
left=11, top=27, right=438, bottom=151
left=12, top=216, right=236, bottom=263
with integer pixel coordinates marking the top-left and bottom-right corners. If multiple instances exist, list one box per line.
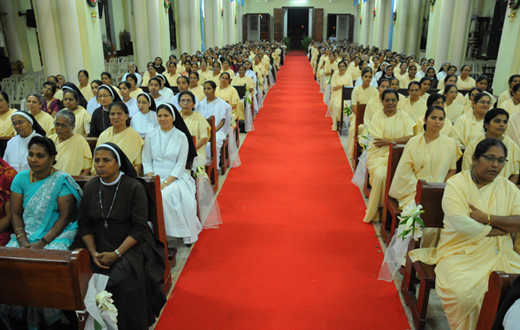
left=374, top=0, right=386, bottom=49
left=176, top=0, right=190, bottom=53
left=204, top=0, right=213, bottom=48
left=361, top=1, right=370, bottom=46
left=147, top=0, right=162, bottom=59
left=0, top=0, right=23, bottom=63
left=212, top=0, right=222, bottom=47
left=227, top=0, right=235, bottom=44
left=493, top=9, right=520, bottom=93
left=433, top=0, right=455, bottom=67
left=396, top=0, right=410, bottom=53
left=447, top=0, right=473, bottom=68
left=407, top=0, right=423, bottom=56
left=238, top=3, right=243, bottom=43
left=32, top=0, right=62, bottom=76
left=187, top=0, right=200, bottom=53
left=131, top=0, right=150, bottom=70
left=367, top=0, right=374, bottom=46
left=56, top=0, right=85, bottom=84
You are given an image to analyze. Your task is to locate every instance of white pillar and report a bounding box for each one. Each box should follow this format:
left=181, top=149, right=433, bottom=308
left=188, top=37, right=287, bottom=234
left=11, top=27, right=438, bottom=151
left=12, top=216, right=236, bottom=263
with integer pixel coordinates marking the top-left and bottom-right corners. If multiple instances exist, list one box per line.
left=434, top=0, right=455, bottom=66
left=367, top=0, right=374, bottom=46
left=493, top=6, right=520, bottom=93
left=407, top=0, right=422, bottom=56
left=56, top=0, right=84, bottom=85
left=447, top=0, right=473, bottom=68
left=283, top=9, right=288, bottom=38
left=204, top=0, right=213, bottom=48
left=227, top=0, right=234, bottom=44
left=132, top=0, right=150, bottom=70
left=212, top=0, right=221, bottom=47
left=188, top=0, right=200, bottom=53
left=177, top=0, right=190, bottom=53
left=238, top=4, right=243, bottom=43
left=375, top=0, right=386, bottom=49
left=362, top=2, right=370, bottom=46
left=308, top=8, right=313, bottom=39
left=32, top=0, right=61, bottom=76
left=147, top=0, right=162, bottom=59
left=0, top=0, right=23, bottom=62
left=396, top=0, right=410, bottom=53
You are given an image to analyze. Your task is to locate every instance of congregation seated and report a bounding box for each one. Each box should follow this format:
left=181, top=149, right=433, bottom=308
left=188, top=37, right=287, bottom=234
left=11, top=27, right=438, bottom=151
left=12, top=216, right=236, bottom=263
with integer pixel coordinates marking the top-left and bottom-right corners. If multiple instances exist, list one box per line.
left=94, top=102, right=144, bottom=175
left=41, top=81, right=60, bottom=116
left=118, top=81, right=139, bottom=117
left=76, top=142, right=166, bottom=330
left=0, top=158, right=16, bottom=246
left=121, top=61, right=142, bottom=87
left=61, top=89, right=91, bottom=136
left=131, top=93, right=159, bottom=137
left=26, top=93, right=54, bottom=136
left=3, top=135, right=82, bottom=329
left=4, top=111, right=46, bottom=172
left=409, top=138, right=520, bottom=330
left=48, top=109, right=92, bottom=176
left=501, top=83, right=520, bottom=115
left=462, top=108, right=520, bottom=186
left=125, top=73, right=144, bottom=99
left=77, top=69, right=94, bottom=102
left=178, top=91, right=210, bottom=167
left=86, top=79, right=102, bottom=115
left=498, top=75, right=520, bottom=107
left=142, top=104, right=201, bottom=244
left=451, top=92, right=491, bottom=147
left=90, top=84, right=122, bottom=137
left=330, top=61, right=353, bottom=131
left=0, top=91, right=17, bottom=137
left=200, top=81, right=232, bottom=167
left=363, top=89, right=415, bottom=223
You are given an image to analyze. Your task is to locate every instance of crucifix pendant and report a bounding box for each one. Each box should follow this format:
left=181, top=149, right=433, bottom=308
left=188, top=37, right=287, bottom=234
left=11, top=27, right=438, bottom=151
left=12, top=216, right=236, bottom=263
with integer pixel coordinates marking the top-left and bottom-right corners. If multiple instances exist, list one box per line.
left=104, top=221, right=108, bottom=229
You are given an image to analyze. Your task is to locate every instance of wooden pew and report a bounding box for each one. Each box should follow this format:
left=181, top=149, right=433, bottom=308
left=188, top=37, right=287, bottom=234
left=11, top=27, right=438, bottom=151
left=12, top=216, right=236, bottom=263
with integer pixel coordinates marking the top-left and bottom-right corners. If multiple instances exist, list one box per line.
left=220, top=137, right=230, bottom=175
left=0, top=247, right=91, bottom=329
left=234, top=85, right=246, bottom=99
left=85, top=137, right=97, bottom=156
left=401, top=180, right=446, bottom=330
left=205, top=116, right=219, bottom=193
left=352, top=103, right=367, bottom=170
left=476, top=271, right=520, bottom=330
left=340, top=86, right=354, bottom=132
left=380, top=143, right=406, bottom=245
left=0, top=136, right=10, bottom=158
left=73, top=175, right=175, bottom=295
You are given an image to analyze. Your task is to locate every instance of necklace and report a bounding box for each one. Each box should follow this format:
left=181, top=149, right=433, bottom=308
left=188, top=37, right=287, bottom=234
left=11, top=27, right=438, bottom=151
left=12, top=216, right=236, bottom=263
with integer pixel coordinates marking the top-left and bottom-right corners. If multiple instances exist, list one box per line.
left=159, top=129, right=174, bottom=162
left=30, top=168, right=54, bottom=184
left=99, top=179, right=122, bottom=229
left=425, top=135, right=440, bottom=181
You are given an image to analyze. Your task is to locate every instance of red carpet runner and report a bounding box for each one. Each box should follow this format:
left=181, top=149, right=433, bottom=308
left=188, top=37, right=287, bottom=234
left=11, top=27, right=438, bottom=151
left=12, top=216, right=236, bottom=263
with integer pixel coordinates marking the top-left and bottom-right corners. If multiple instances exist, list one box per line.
left=155, top=51, right=410, bottom=330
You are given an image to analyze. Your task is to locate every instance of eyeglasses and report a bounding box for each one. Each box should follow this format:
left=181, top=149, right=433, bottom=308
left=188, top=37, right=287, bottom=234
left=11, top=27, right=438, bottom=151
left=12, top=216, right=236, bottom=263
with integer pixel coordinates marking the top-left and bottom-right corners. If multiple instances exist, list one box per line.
left=480, top=154, right=508, bottom=165
left=477, top=100, right=491, bottom=105
left=54, top=122, right=69, bottom=129
left=179, top=99, right=193, bottom=104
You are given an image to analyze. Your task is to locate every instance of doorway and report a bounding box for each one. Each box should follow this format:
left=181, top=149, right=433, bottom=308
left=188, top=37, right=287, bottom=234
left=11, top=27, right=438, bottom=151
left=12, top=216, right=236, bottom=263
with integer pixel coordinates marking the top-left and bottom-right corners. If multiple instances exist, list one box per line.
left=285, top=7, right=310, bottom=50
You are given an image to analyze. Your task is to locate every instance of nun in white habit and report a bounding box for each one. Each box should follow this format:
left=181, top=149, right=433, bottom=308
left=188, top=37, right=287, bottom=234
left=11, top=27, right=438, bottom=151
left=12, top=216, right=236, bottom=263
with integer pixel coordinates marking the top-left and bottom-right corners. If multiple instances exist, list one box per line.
left=3, top=111, right=46, bottom=172
left=142, top=103, right=202, bottom=244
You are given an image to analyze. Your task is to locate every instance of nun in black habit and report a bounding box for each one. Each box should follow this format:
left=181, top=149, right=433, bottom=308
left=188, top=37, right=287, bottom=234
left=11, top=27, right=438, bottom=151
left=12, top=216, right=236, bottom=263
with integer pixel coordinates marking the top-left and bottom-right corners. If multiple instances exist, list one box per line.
left=76, top=142, right=166, bottom=330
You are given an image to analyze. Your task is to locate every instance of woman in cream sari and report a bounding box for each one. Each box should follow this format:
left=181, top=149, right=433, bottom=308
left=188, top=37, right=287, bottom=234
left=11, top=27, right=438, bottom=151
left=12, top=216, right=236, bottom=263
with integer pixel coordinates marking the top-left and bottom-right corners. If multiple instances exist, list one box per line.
left=49, top=110, right=92, bottom=176
left=462, top=108, right=520, bottom=184
left=451, top=93, right=491, bottom=147
left=95, top=102, right=144, bottom=175
left=0, top=91, right=16, bottom=137
left=410, top=138, right=520, bottom=330
left=330, top=61, right=353, bottom=131
left=363, top=89, right=415, bottom=223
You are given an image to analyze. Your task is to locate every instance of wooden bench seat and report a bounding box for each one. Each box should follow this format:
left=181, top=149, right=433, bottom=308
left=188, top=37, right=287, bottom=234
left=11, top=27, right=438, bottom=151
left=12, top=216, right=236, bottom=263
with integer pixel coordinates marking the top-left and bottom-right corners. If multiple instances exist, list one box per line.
left=0, top=247, right=91, bottom=328
left=205, top=116, right=219, bottom=194
left=340, top=86, right=354, bottom=132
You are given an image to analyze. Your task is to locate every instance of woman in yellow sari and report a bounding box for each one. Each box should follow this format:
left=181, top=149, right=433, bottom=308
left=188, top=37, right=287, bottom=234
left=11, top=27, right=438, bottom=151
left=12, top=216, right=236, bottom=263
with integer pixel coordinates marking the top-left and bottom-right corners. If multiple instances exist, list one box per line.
left=390, top=106, right=461, bottom=209
left=363, top=79, right=390, bottom=134
left=451, top=92, right=491, bottom=146
left=198, top=59, right=212, bottom=82
left=126, top=73, right=143, bottom=99
left=188, top=72, right=205, bottom=101
left=410, top=138, right=520, bottom=330
left=463, top=87, right=482, bottom=114
left=178, top=91, right=210, bottom=167
left=26, top=93, right=54, bottom=136
left=498, top=75, right=520, bottom=107
left=347, top=68, right=379, bottom=162
left=443, top=84, right=465, bottom=123
left=0, top=91, right=16, bottom=137
left=330, top=61, right=353, bottom=131
left=462, top=108, right=520, bottom=184
left=231, top=66, right=255, bottom=121
left=501, top=83, right=520, bottom=115
left=77, top=70, right=94, bottom=102
left=457, top=65, right=476, bottom=90
left=400, top=81, right=428, bottom=121
left=216, top=72, right=240, bottom=126
left=363, top=89, right=415, bottom=223
left=62, top=89, right=91, bottom=136
left=49, top=110, right=92, bottom=176
left=207, top=61, right=222, bottom=85
left=414, top=94, right=453, bottom=136
left=399, top=65, right=419, bottom=89
left=95, top=102, right=143, bottom=175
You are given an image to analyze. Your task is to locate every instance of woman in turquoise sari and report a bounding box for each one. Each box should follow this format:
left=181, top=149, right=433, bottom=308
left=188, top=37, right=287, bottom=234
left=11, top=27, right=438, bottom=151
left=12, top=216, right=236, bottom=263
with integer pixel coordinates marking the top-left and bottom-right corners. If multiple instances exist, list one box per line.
left=4, top=135, right=82, bottom=329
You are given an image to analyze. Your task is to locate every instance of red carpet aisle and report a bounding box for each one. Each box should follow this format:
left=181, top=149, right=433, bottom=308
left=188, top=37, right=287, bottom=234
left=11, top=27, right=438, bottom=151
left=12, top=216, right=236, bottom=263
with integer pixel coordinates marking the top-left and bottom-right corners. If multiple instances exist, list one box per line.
left=156, top=51, right=410, bottom=330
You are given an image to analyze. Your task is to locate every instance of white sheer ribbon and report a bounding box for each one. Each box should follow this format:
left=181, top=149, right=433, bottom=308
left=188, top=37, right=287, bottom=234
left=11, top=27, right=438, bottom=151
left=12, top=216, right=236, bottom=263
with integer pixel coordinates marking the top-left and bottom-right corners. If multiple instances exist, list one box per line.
left=77, top=274, right=118, bottom=330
